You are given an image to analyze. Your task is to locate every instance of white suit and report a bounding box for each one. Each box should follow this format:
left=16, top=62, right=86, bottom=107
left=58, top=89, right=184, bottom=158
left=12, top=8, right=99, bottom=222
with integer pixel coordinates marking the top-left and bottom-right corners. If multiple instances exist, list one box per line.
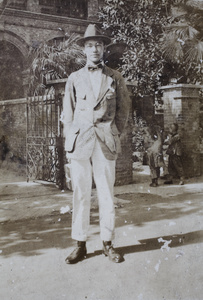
left=63, top=64, right=130, bottom=241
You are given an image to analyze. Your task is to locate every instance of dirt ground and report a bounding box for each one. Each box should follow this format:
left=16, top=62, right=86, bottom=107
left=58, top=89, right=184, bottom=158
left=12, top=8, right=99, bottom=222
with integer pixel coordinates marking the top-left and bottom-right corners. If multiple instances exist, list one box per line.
left=0, top=164, right=203, bottom=300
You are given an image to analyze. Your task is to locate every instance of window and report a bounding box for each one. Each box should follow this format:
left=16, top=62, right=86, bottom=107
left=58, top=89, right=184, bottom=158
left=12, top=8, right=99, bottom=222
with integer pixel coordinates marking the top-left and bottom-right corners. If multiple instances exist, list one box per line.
left=39, top=0, right=88, bottom=19
left=6, top=0, right=27, bottom=10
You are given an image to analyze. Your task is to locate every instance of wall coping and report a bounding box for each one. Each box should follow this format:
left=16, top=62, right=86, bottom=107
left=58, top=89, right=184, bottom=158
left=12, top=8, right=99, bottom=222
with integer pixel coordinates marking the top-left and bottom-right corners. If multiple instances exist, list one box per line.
left=47, top=78, right=68, bottom=86
left=47, top=78, right=134, bottom=86
left=0, top=8, right=99, bottom=26
left=159, top=84, right=203, bottom=90
left=174, top=96, right=200, bottom=100
left=0, top=98, right=27, bottom=105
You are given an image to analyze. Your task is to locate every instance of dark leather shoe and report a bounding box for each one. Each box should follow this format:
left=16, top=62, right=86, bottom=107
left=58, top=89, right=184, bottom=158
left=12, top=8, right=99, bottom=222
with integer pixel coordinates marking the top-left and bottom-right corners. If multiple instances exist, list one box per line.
left=65, top=241, right=87, bottom=264
left=150, top=182, right=158, bottom=187
left=160, top=175, right=167, bottom=180
left=103, top=242, right=123, bottom=263
left=164, top=180, right=173, bottom=184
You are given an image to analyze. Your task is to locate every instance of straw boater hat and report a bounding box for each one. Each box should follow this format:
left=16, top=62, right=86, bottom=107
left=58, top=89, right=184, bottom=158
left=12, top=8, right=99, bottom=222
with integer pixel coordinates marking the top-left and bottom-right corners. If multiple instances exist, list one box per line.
left=77, top=24, right=111, bottom=46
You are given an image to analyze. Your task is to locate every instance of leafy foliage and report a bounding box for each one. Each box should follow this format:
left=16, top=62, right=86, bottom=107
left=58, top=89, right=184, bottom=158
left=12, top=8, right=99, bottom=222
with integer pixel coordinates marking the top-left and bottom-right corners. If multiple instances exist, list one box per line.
left=99, top=0, right=203, bottom=96
left=28, top=34, right=86, bottom=96
left=160, top=2, right=203, bottom=83
left=99, top=0, right=173, bottom=96
left=132, top=116, right=147, bottom=153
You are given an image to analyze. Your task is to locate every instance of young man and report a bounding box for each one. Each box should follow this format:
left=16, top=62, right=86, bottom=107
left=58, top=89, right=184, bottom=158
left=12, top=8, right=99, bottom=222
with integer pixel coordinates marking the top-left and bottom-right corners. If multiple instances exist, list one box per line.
left=62, top=24, right=130, bottom=264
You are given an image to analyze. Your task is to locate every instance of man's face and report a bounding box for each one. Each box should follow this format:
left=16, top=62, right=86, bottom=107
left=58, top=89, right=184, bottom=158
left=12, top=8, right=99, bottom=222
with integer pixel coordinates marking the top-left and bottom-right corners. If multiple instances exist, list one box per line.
left=83, top=39, right=104, bottom=64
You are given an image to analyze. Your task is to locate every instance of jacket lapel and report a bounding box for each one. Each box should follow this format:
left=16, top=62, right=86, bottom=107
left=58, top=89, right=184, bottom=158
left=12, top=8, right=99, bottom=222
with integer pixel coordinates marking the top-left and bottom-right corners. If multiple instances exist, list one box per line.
left=94, top=66, right=114, bottom=107
left=80, top=66, right=114, bottom=107
left=80, top=67, right=96, bottom=103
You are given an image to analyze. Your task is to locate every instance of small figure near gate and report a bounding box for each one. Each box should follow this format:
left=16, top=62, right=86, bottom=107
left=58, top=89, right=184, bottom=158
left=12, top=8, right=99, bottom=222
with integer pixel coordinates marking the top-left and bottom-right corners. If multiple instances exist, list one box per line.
left=143, top=126, right=164, bottom=187
left=164, top=123, right=185, bottom=185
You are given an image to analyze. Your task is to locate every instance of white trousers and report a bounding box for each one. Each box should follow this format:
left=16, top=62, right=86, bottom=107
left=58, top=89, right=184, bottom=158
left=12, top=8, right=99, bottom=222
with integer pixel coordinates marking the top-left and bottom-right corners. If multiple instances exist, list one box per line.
left=70, top=139, right=116, bottom=242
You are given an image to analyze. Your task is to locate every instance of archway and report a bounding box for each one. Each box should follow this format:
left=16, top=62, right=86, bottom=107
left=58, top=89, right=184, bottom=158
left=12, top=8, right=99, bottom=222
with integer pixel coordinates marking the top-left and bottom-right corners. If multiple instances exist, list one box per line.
left=0, top=40, right=24, bottom=100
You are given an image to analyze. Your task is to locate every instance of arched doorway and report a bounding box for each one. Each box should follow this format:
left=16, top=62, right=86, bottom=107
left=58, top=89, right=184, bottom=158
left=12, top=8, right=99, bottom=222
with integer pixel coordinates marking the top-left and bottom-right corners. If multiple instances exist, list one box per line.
left=0, top=40, right=24, bottom=100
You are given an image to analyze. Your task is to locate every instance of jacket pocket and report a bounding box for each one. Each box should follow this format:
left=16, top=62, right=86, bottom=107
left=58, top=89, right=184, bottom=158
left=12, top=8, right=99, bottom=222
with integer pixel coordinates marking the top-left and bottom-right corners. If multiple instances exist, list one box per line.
left=76, top=95, right=87, bottom=111
left=106, top=94, right=116, bottom=100
left=76, top=91, right=86, bottom=100
left=105, top=125, right=121, bottom=153
left=106, top=87, right=116, bottom=99
left=111, top=124, right=120, bottom=136
left=66, top=127, right=80, bottom=153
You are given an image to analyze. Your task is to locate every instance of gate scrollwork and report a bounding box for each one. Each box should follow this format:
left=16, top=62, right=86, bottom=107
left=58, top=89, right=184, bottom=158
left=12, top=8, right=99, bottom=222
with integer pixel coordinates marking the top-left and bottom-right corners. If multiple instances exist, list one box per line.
left=26, top=94, right=65, bottom=189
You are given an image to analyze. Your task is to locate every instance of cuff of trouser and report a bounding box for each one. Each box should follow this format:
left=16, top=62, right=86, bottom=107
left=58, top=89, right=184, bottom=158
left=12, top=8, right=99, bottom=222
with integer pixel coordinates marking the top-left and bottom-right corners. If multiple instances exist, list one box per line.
left=72, top=234, right=87, bottom=242
left=100, top=232, right=115, bottom=242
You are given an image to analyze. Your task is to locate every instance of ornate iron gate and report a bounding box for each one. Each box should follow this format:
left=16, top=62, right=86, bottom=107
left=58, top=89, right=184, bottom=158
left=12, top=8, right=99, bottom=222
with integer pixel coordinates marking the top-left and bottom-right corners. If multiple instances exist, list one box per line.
left=26, top=93, right=65, bottom=189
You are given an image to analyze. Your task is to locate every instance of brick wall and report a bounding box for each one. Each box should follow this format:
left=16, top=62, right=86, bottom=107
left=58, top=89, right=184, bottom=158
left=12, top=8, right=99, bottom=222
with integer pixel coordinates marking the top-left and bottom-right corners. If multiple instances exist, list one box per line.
left=0, top=99, right=27, bottom=174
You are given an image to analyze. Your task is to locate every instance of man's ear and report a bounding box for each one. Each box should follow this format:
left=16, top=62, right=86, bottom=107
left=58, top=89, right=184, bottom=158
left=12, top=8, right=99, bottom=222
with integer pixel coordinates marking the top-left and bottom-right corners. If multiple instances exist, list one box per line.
left=83, top=48, right=87, bottom=56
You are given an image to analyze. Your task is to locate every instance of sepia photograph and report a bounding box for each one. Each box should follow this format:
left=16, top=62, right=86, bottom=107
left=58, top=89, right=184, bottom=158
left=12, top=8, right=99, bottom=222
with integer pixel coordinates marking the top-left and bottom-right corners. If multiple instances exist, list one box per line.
left=0, top=1, right=203, bottom=299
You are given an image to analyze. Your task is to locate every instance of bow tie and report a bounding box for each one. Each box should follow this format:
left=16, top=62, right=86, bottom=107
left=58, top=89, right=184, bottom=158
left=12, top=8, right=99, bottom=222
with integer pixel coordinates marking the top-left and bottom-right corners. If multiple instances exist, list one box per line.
left=87, top=63, right=103, bottom=71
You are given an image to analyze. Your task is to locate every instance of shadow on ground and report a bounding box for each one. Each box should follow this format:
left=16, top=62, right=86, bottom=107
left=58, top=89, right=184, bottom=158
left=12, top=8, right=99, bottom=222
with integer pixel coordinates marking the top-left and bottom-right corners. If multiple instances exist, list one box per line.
left=0, top=212, right=72, bottom=257
left=113, top=192, right=203, bottom=227
left=0, top=192, right=202, bottom=258
left=86, top=229, right=203, bottom=260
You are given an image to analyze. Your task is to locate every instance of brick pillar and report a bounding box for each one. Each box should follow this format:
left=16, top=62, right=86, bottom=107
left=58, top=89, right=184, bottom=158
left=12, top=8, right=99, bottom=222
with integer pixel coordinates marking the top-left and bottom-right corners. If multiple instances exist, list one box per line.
left=115, top=117, right=133, bottom=185
left=160, top=84, right=203, bottom=177
left=115, top=83, right=133, bottom=185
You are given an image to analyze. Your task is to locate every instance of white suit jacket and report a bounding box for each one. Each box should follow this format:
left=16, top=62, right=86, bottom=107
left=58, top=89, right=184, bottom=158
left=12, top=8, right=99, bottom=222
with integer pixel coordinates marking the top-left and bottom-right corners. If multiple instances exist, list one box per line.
left=62, top=65, right=130, bottom=160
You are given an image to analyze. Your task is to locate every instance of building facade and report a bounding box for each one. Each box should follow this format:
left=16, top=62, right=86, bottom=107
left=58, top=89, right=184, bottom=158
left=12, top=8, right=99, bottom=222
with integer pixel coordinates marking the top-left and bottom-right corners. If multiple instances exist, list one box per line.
left=0, top=0, right=104, bottom=100
left=0, top=0, right=133, bottom=187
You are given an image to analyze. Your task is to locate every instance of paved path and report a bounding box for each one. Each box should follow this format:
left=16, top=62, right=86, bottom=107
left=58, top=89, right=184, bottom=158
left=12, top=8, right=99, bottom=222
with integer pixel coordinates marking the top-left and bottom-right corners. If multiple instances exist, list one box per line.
left=0, top=166, right=203, bottom=300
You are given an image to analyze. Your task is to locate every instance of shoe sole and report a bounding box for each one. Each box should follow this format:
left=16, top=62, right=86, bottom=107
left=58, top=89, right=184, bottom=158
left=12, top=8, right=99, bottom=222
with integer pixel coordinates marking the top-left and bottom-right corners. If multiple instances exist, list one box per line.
left=65, top=249, right=87, bottom=264
left=102, top=250, right=123, bottom=263
left=65, top=254, right=86, bottom=264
